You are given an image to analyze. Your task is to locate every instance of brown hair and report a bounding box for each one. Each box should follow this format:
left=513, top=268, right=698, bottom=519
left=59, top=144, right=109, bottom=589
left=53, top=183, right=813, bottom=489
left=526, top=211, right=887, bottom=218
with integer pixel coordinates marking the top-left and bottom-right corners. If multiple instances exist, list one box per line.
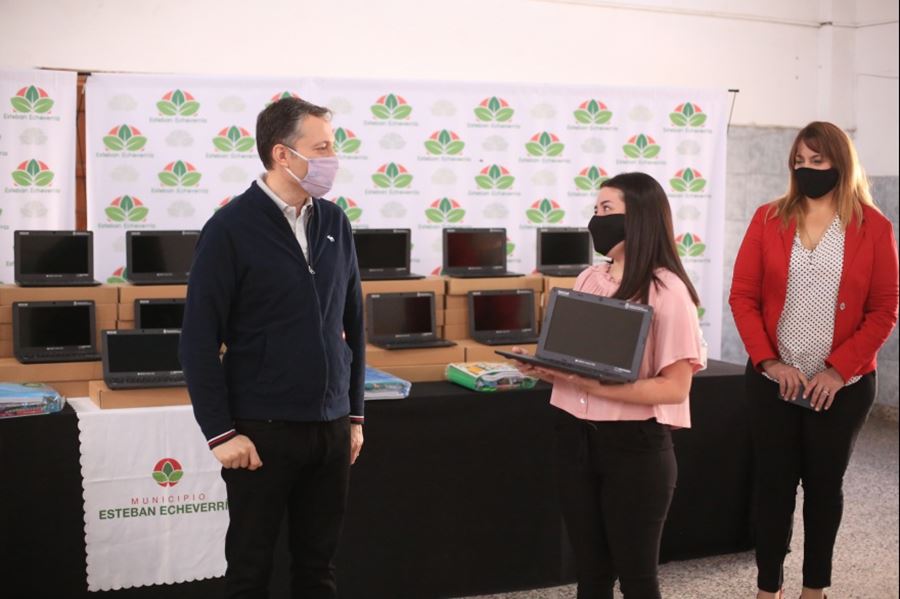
left=772, top=121, right=876, bottom=228
left=256, top=97, right=331, bottom=170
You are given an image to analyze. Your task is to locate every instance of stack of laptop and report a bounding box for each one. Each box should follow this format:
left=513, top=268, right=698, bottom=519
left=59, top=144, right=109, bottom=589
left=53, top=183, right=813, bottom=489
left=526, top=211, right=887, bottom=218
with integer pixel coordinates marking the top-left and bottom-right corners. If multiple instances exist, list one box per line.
left=468, top=289, right=539, bottom=346
left=366, top=292, right=456, bottom=350
left=536, top=228, right=593, bottom=277
left=353, top=228, right=424, bottom=281
left=14, top=230, right=100, bottom=287
left=443, top=228, right=522, bottom=278
left=12, top=301, right=100, bottom=363
left=496, top=288, right=653, bottom=383
left=126, top=230, right=199, bottom=285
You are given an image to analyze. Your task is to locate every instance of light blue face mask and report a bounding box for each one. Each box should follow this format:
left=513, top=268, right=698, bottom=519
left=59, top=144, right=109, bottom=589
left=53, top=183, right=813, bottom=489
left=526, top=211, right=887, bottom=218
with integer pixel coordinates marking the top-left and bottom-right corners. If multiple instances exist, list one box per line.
left=283, top=146, right=339, bottom=197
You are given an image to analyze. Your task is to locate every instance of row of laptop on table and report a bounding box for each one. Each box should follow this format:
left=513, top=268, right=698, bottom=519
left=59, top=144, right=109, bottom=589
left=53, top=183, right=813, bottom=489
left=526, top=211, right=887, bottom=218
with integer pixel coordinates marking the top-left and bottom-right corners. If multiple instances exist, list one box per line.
left=11, top=227, right=596, bottom=288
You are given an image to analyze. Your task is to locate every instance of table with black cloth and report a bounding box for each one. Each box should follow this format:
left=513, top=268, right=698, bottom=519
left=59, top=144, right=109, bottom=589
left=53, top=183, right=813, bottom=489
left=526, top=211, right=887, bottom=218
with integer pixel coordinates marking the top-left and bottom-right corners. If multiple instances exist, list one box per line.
left=0, top=359, right=751, bottom=599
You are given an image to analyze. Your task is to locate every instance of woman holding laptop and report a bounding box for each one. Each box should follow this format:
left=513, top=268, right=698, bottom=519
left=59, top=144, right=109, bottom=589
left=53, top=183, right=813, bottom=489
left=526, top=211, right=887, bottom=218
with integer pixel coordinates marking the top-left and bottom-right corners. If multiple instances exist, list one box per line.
left=512, top=172, right=705, bottom=599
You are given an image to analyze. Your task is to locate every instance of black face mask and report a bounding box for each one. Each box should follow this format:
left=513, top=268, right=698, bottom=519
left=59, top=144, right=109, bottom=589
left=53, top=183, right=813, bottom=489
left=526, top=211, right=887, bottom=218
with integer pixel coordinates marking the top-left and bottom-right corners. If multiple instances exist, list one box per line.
left=588, top=213, right=626, bottom=256
left=795, top=167, right=839, bottom=199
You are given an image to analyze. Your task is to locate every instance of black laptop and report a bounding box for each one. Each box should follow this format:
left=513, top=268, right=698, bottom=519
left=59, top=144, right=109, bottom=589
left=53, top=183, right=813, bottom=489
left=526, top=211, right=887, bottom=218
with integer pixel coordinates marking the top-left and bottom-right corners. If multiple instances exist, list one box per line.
left=366, top=292, right=456, bottom=350
left=496, top=288, right=653, bottom=382
left=126, top=230, right=199, bottom=285
left=14, top=230, right=100, bottom=287
left=353, top=228, right=424, bottom=280
left=102, top=329, right=185, bottom=389
left=12, top=300, right=100, bottom=363
left=443, top=228, right=523, bottom=278
left=135, top=299, right=186, bottom=329
left=536, top=228, right=593, bottom=276
left=468, top=289, right=539, bottom=346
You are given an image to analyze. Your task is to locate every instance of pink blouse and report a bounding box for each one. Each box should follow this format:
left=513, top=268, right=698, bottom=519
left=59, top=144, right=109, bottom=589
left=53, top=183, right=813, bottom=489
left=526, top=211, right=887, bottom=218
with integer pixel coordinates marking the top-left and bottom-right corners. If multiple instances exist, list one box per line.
left=549, top=264, right=706, bottom=428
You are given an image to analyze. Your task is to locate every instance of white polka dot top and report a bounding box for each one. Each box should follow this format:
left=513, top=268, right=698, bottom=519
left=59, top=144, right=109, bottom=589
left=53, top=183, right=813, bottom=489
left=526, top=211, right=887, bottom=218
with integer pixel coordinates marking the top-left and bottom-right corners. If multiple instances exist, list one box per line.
left=772, top=215, right=860, bottom=386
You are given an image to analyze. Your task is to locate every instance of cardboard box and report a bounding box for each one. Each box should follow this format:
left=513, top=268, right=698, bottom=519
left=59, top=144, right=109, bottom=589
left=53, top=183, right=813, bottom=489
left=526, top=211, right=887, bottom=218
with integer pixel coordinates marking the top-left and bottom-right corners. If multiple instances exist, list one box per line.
left=542, top=275, right=579, bottom=295
left=445, top=295, right=467, bottom=311
left=0, top=303, right=116, bottom=325
left=116, top=284, right=187, bottom=305
left=117, top=320, right=134, bottom=330
left=459, top=340, right=538, bottom=364
left=360, top=277, right=445, bottom=298
left=444, top=309, right=468, bottom=326
left=365, top=343, right=464, bottom=368
left=0, top=339, right=11, bottom=359
left=444, top=324, right=470, bottom=340
left=444, top=275, right=543, bottom=296
left=47, top=380, right=90, bottom=397
left=375, top=364, right=449, bottom=383
left=89, top=380, right=191, bottom=409
left=0, top=358, right=103, bottom=383
left=0, top=284, right=118, bottom=305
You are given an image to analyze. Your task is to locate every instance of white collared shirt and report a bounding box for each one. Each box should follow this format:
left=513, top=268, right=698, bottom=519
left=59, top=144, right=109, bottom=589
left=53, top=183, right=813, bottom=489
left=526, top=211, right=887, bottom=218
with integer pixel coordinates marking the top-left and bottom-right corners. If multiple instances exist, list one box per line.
left=257, top=174, right=313, bottom=263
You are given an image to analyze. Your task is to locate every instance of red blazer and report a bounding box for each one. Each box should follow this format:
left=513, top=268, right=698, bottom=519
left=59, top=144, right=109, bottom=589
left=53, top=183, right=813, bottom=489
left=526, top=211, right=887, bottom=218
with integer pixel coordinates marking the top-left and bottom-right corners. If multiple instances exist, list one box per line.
left=730, top=203, right=899, bottom=381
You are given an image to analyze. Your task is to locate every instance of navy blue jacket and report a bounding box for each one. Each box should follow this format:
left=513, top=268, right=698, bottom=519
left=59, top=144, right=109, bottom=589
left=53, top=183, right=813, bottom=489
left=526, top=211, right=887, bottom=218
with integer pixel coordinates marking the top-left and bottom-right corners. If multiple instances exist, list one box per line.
left=180, top=181, right=365, bottom=447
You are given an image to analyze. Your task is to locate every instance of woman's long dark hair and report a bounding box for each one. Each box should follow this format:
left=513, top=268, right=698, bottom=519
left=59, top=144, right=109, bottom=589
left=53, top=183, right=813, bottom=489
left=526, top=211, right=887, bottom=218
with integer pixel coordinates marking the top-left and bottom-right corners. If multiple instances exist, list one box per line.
left=601, top=172, right=700, bottom=306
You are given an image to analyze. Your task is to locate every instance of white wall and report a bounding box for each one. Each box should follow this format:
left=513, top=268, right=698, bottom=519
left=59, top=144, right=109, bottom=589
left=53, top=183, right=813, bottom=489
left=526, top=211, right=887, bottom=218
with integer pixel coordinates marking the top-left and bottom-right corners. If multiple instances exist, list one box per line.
left=1, top=0, right=896, bottom=167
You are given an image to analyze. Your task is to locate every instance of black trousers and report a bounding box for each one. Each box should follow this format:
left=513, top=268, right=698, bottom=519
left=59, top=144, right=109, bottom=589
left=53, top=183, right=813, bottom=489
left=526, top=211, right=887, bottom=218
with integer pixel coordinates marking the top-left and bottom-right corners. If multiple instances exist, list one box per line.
left=221, top=416, right=351, bottom=599
left=554, top=408, right=677, bottom=599
left=745, top=363, right=876, bottom=592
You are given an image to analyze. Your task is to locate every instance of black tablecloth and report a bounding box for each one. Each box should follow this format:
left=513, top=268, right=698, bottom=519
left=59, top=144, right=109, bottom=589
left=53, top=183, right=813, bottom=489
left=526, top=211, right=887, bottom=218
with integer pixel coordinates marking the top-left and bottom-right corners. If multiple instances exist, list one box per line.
left=0, top=360, right=751, bottom=599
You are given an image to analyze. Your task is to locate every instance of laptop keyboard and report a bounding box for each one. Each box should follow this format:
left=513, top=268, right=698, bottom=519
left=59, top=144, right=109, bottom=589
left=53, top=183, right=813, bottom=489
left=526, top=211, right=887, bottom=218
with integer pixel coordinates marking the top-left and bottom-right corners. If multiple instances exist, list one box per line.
left=380, top=339, right=455, bottom=349
left=20, top=352, right=100, bottom=363
left=107, top=376, right=186, bottom=388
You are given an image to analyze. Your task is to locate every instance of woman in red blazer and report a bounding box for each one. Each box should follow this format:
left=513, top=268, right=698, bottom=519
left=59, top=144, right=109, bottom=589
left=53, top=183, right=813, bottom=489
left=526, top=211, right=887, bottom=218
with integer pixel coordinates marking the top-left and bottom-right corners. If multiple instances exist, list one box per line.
left=730, top=121, right=898, bottom=599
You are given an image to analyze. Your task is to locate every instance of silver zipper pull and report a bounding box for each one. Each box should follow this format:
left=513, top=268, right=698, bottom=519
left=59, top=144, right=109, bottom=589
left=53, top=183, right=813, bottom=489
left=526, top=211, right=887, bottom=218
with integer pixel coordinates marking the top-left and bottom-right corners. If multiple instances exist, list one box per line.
left=309, top=266, right=316, bottom=275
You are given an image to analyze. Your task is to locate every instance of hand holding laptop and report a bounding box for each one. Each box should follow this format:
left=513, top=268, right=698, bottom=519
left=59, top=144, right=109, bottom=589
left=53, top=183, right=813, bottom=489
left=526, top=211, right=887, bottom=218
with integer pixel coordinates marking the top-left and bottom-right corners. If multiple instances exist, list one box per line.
left=507, top=346, right=564, bottom=383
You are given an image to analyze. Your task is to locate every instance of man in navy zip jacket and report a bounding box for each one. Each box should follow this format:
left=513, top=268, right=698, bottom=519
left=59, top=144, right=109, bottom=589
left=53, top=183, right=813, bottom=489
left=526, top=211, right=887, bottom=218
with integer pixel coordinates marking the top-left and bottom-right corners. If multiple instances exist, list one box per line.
left=180, top=97, right=364, bottom=599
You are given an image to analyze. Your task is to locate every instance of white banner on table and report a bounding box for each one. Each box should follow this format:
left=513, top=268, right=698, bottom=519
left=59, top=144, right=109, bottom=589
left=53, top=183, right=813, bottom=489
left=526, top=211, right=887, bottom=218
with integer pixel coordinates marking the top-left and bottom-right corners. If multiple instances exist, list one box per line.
left=71, top=399, right=227, bottom=591
left=0, top=68, right=77, bottom=283
left=85, top=73, right=726, bottom=355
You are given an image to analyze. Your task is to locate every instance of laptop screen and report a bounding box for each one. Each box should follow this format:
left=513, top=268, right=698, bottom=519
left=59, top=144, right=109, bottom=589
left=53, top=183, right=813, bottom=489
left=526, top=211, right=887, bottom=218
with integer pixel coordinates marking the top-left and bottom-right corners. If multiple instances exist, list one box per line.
left=369, top=294, right=433, bottom=337
left=540, top=230, right=591, bottom=267
left=18, top=233, right=90, bottom=276
left=136, top=300, right=185, bottom=329
left=106, top=332, right=182, bottom=373
left=354, top=230, right=408, bottom=271
left=543, top=294, right=645, bottom=370
left=17, top=304, right=93, bottom=348
left=472, top=292, right=533, bottom=333
left=445, top=230, right=505, bottom=268
left=129, top=232, right=198, bottom=275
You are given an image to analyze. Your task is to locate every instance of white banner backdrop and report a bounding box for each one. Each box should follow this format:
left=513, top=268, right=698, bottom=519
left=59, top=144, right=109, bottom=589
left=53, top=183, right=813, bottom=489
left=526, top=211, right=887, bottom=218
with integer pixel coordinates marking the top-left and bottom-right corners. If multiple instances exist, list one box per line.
left=70, top=398, right=228, bottom=591
left=0, top=68, right=77, bottom=283
left=86, top=73, right=726, bottom=355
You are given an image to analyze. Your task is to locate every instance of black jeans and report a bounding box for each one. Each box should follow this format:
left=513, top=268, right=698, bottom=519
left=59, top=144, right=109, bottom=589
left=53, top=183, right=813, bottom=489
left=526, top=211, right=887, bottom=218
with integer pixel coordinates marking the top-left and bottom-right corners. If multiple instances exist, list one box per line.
left=746, top=363, right=876, bottom=592
left=221, top=416, right=351, bottom=599
left=555, top=408, right=677, bottom=599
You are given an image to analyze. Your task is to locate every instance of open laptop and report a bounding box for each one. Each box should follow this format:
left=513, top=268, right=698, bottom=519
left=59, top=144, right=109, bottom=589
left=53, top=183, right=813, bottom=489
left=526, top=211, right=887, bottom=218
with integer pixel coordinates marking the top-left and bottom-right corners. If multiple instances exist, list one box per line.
left=12, top=301, right=100, bottom=363
left=135, top=299, right=186, bottom=329
left=14, top=230, right=100, bottom=287
left=495, top=288, right=653, bottom=382
left=102, top=329, right=185, bottom=389
left=443, top=228, right=523, bottom=278
left=126, top=230, right=200, bottom=285
left=353, top=228, right=424, bottom=280
left=468, top=289, right=539, bottom=346
left=366, top=292, right=456, bottom=350
left=536, top=228, right=593, bottom=277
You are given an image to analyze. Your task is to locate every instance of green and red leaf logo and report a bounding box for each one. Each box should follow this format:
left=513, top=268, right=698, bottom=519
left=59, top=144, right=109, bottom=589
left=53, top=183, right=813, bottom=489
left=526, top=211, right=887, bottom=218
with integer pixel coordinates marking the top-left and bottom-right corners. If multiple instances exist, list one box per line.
left=269, top=91, right=301, bottom=105
left=507, top=239, right=516, bottom=256
left=526, top=132, right=565, bottom=157
left=11, top=159, right=54, bottom=187
left=371, top=163, right=413, bottom=189
left=697, top=306, right=706, bottom=320
left=103, top=124, right=148, bottom=152
left=670, top=168, right=707, bottom=193
left=333, top=128, right=362, bottom=154
left=151, top=458, right=184, bottom=487
left=475, top=164, right=515, bottom=190
left=333, top=197, right=362, bottom=221
left=107, top=266, right=129, bottom=284
left=157, top=90, right=200, bottom=117
left=370, top=93, right=412, bottom=120
left=10, top=85, right=54, bottom=114
left=213, top=126, right=255, bottom=152
left=425, top=198, right=465, bottom=223
left=105, top=196, right=149, bottom=223
left=574, top=166, right=609, bottom=191
left=424, top=130, right=465, bottom=155
left=474, top=96, right=514, bottom=122
left=158, top=160, right=202, bottom=187
left=573, top=100, right=612, bottom=125
left=527, top=199, right=565, bottom=224
left=622, top=134, right=660, bottom=159
left=676, top=233, right=707, bottom=257
left=215, top=197, right=232, bottom=212
left=669, top=102, right=707, bottom=128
